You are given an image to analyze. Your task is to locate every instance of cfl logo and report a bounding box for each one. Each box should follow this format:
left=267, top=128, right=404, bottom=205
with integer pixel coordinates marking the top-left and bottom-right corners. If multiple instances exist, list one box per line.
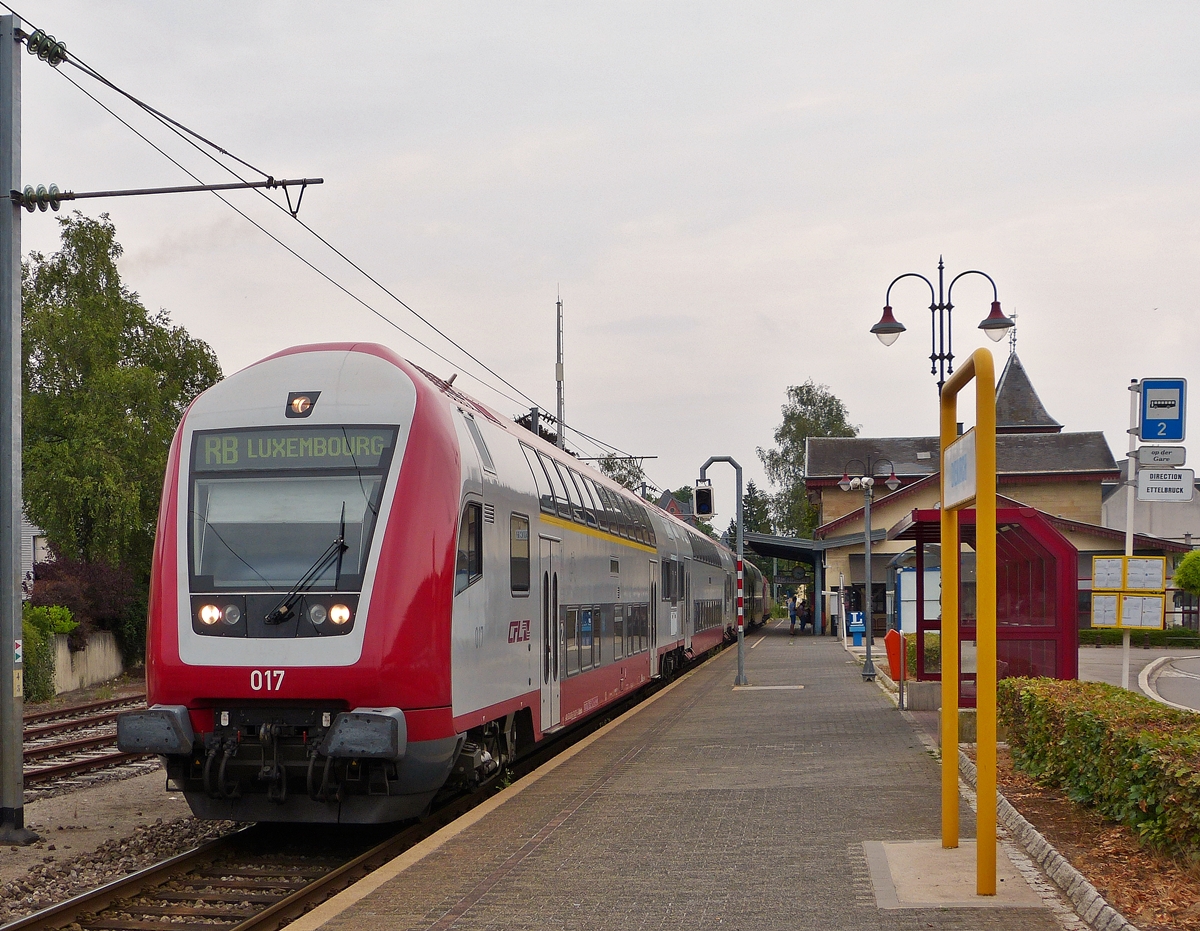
left=508, top=619, right=531, bottom=643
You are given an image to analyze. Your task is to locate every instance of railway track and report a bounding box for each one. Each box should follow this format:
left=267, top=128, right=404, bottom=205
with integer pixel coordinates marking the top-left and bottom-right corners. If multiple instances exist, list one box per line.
left=2, top=647, right=716, bottom=931
left=22, top=694, right=153, bottom=785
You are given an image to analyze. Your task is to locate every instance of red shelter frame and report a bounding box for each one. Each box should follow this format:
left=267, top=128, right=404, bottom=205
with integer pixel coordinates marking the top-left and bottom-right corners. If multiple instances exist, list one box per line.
left=889, top=506, right=1078, bottom=707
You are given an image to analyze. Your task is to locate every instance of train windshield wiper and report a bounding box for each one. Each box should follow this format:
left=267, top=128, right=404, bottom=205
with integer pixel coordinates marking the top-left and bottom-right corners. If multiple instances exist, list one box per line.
left=265, top=505, right=348, bottom=624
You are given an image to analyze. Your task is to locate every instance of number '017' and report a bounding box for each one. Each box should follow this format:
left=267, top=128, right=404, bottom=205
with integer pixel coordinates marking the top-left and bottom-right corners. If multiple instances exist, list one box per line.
left=250, top=669, right=285, bottom=691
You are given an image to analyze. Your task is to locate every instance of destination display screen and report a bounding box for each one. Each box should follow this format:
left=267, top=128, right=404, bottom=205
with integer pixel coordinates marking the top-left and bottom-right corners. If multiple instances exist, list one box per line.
left=192, top=427, right=397, bottom=472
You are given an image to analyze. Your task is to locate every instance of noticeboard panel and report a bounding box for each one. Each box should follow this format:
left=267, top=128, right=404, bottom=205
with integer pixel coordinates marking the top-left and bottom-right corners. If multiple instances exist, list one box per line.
left=1125, top=556, right=1166, bottom=592
left=1091, top=593, right=1120, bottom=628
left=1092, top=557, right=1125, bottom=591
left=1119, top=594, right=1165, bottom=630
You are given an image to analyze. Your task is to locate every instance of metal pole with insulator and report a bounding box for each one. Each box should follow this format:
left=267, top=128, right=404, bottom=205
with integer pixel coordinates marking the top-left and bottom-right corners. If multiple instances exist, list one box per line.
left=0, top=13, right=35, bottom=845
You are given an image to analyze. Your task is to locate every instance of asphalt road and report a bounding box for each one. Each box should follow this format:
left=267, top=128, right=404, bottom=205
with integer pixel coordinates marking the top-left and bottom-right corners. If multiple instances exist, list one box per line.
left=1078, top=644, right=1200, bottom=710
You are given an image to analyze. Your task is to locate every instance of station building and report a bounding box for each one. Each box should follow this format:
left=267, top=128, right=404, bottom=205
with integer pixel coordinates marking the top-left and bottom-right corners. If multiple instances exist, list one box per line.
left=753, top=352, right=1193, bottom=640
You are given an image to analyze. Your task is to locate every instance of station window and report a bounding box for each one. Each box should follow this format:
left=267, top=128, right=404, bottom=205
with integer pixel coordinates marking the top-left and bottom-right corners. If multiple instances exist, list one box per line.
left=455, top=502, right=483, bottom=595
left=510, top=514, right=530, bottom=594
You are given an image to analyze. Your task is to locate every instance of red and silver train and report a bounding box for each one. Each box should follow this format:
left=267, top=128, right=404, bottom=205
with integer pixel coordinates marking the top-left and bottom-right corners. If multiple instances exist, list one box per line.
left=119, top=343, right=769, bottom=823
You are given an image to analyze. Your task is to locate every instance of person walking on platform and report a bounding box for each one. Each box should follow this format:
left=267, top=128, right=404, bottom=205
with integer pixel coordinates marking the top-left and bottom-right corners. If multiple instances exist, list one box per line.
left=798, top=599, right=811, bottom=634
left=787, top=593, right=797, bottom=636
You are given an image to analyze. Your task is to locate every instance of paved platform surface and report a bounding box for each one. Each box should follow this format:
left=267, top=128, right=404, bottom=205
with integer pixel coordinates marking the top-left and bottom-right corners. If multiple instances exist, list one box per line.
left=296, top=624, right=1070, bottom=931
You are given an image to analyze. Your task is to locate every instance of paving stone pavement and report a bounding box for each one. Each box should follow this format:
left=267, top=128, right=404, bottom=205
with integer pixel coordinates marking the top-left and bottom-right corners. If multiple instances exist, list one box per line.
left=313, top=626, right=1071, bottom=931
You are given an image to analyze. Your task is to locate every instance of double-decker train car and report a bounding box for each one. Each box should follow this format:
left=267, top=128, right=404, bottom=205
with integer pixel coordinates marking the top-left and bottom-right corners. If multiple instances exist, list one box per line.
left=119, top=343, right=769, bottom=823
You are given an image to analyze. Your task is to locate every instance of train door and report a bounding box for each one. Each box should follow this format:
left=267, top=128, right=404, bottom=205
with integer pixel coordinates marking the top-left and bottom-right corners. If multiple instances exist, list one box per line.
left=649, top=560, right=659, bottom=679
left=683, top=559, right=692, bottom=653
left=539, top=537, right=561, bottom=730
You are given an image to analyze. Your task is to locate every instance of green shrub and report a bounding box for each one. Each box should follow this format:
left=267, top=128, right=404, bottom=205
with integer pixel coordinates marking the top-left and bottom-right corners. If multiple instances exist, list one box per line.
left=1078, top=626, right=1200, bottom=648
left=903, top=632, right=940, bottom=677
left=21, top=604, right=75, bottom=703
left=998, top=677, right=1200, bottom=860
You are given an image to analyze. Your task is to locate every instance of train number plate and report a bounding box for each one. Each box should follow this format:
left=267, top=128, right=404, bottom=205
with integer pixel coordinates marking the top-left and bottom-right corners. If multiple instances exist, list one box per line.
left=250, top=669, right=286, bottom=692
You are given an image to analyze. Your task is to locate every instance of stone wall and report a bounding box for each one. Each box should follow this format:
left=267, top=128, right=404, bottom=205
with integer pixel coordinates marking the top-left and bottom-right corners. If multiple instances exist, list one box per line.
left=54, top=631, right=123, bottom=694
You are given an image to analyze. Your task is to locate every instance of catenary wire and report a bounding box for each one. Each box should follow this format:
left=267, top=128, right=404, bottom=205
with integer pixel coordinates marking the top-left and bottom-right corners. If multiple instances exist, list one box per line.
left=9, top=3, right=668, bottom=485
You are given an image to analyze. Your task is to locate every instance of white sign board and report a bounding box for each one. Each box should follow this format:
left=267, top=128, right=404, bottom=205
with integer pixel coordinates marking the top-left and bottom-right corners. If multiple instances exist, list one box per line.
left=1137, top=468, right=1196, bottom=502
left=1138, top=446, right=1186, bottom=467
left=943, top=428, right=976, bottom=509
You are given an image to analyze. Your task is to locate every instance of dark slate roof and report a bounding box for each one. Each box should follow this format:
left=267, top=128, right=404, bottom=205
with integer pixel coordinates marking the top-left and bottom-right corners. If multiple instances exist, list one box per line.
left=806, top=432, right=1118, bottom=480
left=994, top=353, right=1062, bottom=434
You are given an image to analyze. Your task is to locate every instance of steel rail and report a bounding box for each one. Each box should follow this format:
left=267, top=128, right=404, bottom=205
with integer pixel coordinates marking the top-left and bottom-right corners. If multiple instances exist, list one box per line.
left=22, top=694, right=146, bottom=725
left=23, top=750, right=153, bottom=784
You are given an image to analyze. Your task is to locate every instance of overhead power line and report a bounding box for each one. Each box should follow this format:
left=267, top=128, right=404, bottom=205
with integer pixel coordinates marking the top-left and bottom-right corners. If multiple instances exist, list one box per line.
left=4, top=2, right=664, bottom=481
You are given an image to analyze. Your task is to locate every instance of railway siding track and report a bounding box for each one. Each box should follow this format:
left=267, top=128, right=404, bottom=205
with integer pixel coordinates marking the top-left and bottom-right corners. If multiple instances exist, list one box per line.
left=21, top=694, right=153, bottom=786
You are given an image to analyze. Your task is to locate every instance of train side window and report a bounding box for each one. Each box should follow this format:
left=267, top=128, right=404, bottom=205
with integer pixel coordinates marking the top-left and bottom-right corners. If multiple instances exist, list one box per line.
left=661, top=560, right=672, bottom=601
left=455, top=502, right=483, bottom=595
left=536, top=451, right=573, bottom=520
left=462, top=413, right=496, bottom=474
left=580, top=607, right=595, bottom=671
left=510, top=514, right=530, bottom=595
left=553, top=462, right=587, bottom=525
left=567, top=469, right=600, bottom=528
left=600, top=486, right=629, bottom=538
left=521, top=445, right=555, bottom=514
left=566, top=608, right=579, bottom=676
left=581, top=477, right=610, bottom=532
left=619, top=497, right=647, bottom=544
left=613, top=604, right=624, bottom=659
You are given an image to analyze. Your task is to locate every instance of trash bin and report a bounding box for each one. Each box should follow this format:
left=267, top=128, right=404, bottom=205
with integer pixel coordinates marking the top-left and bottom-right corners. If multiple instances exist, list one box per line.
left=848, top=611, right=865, bottom=647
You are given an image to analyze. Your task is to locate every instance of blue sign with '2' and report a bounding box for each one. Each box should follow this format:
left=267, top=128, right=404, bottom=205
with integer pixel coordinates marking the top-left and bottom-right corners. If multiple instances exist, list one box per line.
left=1140, top=378, right=1187, bottom=443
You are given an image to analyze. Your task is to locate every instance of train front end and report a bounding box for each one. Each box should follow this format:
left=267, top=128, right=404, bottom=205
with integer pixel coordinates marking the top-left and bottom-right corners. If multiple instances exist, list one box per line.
left=118, top=344, right=463, bottom=823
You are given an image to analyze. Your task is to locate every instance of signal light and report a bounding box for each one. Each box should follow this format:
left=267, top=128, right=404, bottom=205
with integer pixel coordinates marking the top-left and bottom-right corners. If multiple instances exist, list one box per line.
left=21, top=184, right=61, bottom=212
left=329, top=604, right=352, bottom=625
left=25, top=29, right=67, bottom=67
left=694, top=480, right=714, bottom=517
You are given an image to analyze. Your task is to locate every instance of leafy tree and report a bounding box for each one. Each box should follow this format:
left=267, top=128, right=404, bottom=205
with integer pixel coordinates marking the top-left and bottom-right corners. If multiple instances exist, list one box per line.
left=757, top=380, right=858, bottom=536
left=23, top=213, right=221, bottom=654
left=725, top=479, right=772, bottom=571
left=597, top=454, right=647, bottom=494
left=1175, top=550, right=1200, bottom=596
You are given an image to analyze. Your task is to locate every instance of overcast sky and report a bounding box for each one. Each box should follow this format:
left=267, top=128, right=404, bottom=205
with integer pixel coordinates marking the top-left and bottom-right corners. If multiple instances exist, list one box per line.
left=13, top=2, right=1200, bottom=523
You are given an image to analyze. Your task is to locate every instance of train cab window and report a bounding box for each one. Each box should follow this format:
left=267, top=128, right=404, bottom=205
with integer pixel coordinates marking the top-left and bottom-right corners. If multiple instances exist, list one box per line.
left=510, top=514, right=530, bottom=594
left=455, top=502, right=483, bottom=595
left=462, top=414, right=496, bottom=474
left=521, top=445, right=555, bottom=514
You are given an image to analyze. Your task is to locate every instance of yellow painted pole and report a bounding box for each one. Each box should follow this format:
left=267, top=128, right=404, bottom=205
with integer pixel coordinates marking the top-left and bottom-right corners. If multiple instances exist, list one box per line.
left=939, top=348, right=998, bottom=894
left=973, top=350, right=997, bottom=896
left=939, top=380, right=960, bottom=848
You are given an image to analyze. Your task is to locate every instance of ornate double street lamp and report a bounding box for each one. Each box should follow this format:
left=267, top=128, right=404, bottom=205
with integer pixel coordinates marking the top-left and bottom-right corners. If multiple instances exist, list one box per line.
left=838, top=459, right=900, bottom=681
left=871, top=257, right=1013, bottom=389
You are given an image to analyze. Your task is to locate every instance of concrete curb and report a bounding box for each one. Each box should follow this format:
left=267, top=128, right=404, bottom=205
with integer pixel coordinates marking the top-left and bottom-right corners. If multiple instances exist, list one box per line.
left=958, top=750, right=1137, bottom=931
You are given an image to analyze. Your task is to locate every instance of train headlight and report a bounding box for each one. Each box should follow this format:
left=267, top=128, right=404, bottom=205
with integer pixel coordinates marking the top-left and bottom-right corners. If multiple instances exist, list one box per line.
left=199, top=604, right=222, bottom=626
left=329, top=603, right=352, bottom=625
left=308, top=603, right=328, bottom=626
left=222, top=604, right=242, bottom=625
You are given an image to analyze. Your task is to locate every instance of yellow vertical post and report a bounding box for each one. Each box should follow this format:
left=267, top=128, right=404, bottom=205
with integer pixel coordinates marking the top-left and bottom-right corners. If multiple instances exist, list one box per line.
left=939, top=397, right=959, bottom=848
left=939, top=348, right=998, bottom=896
left=974, top=352, right=997, bottom=895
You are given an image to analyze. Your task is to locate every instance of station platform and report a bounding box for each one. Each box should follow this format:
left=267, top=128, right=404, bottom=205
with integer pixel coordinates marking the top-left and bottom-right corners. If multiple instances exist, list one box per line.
left=293, top=622, right=1072, bottom=931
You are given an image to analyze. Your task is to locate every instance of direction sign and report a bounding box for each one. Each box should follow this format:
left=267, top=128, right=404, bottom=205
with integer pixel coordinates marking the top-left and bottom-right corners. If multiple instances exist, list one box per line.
left=1139, top=378, right=1187, bottom=442
left=1138, top=446, right=1186, bottom=467
left=1137, top=468, right=1196, bottom=502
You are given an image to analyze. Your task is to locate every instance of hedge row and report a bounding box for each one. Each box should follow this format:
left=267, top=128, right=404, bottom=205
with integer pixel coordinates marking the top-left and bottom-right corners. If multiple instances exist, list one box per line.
left=998, top=677, right=1200, bottom=860
left=1078, top=626, right=1200, bottom=648
left=22, top=604, right=75, bottom=704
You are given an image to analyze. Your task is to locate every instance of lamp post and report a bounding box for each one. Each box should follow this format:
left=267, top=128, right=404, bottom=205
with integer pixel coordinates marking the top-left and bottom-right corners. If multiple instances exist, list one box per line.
left=697, top=456, right=747, bottom=686
left=871, top=256, right=1013, bottom=390
left=838, top=458, right=900, bottom=681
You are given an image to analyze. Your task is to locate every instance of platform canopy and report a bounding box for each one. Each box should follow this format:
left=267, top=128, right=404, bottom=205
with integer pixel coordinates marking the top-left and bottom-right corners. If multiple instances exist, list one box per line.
left=745, top=529, right=885, bottom=566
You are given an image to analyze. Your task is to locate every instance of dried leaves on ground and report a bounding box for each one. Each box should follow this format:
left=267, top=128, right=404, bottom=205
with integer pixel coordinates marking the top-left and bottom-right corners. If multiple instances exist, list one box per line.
left=996, top=746, right=1200, bottom=931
